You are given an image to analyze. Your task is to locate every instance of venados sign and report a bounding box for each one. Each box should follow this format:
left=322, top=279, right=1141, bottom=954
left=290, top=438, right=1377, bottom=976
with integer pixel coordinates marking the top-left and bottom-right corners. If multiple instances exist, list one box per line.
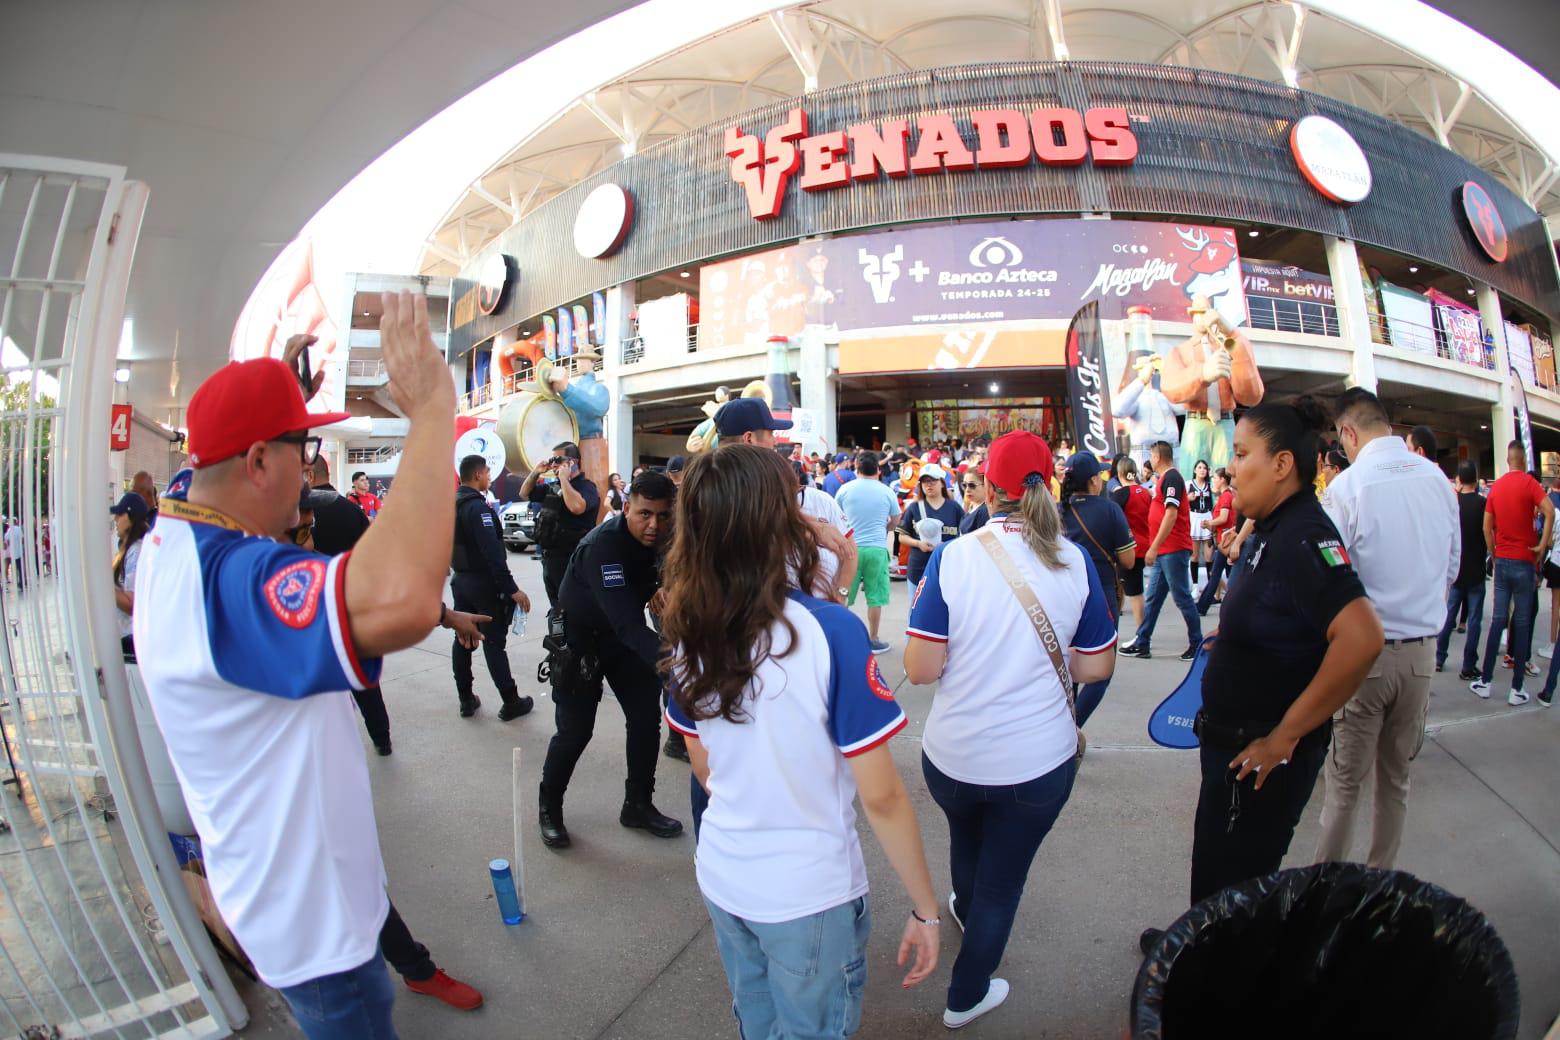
left=726, top=106, right=1139, bottom=220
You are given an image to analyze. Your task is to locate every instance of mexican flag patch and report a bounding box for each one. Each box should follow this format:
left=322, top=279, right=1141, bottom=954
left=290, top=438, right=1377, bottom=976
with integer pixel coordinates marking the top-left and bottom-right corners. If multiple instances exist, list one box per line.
left=1317, top=540, right=1351, bottom=568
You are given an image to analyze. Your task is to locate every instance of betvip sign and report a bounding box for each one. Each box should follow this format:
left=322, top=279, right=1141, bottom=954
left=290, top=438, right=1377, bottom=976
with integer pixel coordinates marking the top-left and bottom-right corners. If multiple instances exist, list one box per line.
left=726, top=106, right=1138, bottom=220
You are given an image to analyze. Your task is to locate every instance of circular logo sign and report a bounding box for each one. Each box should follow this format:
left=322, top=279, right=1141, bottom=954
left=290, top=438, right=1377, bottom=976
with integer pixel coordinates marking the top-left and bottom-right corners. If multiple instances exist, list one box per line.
left=573, top=183, right=635, bottom=259
left=477, top=253, right=514, bottom=316
left=1461, top=181, right=1508, bottom=263
left=1290, top=115, right=1372, bottom=204
left=454, top=425, right=507, bottom=476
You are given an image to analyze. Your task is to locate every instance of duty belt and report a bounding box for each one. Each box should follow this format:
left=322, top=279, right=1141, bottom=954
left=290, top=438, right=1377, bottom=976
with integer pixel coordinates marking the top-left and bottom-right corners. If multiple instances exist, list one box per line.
left=1194, top=710, right=1330, bottom=752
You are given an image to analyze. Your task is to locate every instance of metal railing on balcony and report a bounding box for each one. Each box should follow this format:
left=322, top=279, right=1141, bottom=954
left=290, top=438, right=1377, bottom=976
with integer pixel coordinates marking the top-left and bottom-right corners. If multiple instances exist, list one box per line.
left=347, top=358, right=386, bottom=378
left=621, top=336, right=645, bottom=366
left=345, top=445, right=398, bottom=464
left=1246, top=297, right=1340, bottom=338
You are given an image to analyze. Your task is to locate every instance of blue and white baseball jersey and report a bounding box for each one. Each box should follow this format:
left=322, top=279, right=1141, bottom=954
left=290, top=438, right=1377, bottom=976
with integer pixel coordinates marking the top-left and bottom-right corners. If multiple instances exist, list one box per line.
left=908, top=520, right=1117, bottom=785
left=134, top=499, right=386, bottom=988
left=666, top=592, right=905, bottom=924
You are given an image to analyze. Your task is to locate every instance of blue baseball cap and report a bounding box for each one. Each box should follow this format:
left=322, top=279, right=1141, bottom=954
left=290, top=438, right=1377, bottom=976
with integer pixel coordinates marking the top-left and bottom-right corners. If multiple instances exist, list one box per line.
left=833, top=452, right=851, bottom=465
left=714, top=397, right=792, bottom=437
left=110, top=492, right=149, bottom=522
left=1064, top=451, right=1103, bottom=482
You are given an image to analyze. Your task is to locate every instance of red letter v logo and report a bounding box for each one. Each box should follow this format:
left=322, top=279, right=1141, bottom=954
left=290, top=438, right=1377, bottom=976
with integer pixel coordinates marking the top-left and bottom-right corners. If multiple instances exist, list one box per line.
left=726, top=108, right=809, bottom=220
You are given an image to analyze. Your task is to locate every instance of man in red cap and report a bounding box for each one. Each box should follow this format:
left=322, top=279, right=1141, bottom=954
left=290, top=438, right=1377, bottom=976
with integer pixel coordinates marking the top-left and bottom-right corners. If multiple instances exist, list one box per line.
left=134, top=294, right=494, bottom=1034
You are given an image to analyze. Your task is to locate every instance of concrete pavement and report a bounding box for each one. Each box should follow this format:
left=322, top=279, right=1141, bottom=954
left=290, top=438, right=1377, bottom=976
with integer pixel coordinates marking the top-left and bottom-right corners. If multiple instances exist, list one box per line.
left=264, top=550, right=1559, bottom=1038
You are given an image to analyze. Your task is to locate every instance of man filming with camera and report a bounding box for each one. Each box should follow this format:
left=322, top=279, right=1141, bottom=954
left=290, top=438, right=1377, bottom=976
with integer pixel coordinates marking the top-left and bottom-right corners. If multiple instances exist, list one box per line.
left=520, top=440, right=601, bottom=608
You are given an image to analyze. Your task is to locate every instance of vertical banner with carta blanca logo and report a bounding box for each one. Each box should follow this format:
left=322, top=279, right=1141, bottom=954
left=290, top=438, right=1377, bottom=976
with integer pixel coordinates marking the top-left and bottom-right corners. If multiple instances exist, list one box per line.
left=1511, top=367, right=1536, bottom=478
left=1065, top=302, right=1113, bottom=460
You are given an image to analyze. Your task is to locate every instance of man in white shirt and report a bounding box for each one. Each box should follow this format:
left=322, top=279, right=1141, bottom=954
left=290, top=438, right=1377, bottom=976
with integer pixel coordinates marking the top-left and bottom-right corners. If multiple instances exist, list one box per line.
left=1315, top=388, right=1458, bottom=869
left=136, top=296, right=491, bottom=1034
left=3, top=520, right=23, bottom=589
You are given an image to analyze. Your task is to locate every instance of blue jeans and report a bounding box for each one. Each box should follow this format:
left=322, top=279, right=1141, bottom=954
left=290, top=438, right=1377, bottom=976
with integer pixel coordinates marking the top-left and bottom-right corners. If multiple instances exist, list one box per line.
left=278, top=953, right=397, bottom=1040
left=1480, top=559, right=1537, bottom=690
left=691, top=771, right=709, bottom=840
left=1133, top=549, right=1201, bottom=650
left=922, top=754, right=1075, bottom=1013
left=1436, top=583, right=1485, bottom=673
left=1196, top=548, right=1231, bottom=615
left=703, top=895, right=870, bottom=1039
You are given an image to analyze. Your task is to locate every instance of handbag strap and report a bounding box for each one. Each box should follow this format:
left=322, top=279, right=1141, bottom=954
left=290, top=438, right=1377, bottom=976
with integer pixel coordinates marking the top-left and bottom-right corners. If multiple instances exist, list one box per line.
left=1065, top=499, right=1126, bottom=602
left=974, top=528, right=1077, bottom=725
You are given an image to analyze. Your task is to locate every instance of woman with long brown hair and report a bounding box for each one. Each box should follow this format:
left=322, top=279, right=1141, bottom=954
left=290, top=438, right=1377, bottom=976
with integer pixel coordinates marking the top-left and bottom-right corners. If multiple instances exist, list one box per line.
left=661, top=443, right=940, bottom=1038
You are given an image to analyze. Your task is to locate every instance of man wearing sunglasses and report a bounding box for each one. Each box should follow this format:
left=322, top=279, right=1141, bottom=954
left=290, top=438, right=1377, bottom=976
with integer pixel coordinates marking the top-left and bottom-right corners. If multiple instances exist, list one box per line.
left=134, top=294, right=479, bottom=1036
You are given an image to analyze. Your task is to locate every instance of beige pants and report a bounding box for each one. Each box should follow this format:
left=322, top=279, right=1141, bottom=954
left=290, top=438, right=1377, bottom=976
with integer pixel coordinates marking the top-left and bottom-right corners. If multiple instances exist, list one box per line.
left=1315, top=640, right=1433, bottom=868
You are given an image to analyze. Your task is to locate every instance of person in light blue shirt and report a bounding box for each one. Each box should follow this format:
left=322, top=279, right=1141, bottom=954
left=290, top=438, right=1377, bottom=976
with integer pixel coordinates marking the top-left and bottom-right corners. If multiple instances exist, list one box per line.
left=836, top=454, right=902, bottom=653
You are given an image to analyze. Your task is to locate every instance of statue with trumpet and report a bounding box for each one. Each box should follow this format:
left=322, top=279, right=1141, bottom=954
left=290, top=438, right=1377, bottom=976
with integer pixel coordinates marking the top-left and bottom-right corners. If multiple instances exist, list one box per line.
left=1161, top=294, right=1265, bottom=472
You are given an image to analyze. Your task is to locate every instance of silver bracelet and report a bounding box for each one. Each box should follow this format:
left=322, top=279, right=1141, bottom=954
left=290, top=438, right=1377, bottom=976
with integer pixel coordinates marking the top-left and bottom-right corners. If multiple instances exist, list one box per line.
left=910, top=910, right=941, bottom=926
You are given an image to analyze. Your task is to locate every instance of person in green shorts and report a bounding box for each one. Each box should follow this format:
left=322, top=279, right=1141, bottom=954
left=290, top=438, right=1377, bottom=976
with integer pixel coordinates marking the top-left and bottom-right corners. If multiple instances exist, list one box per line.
left=835, top=453, right=902, bottom=654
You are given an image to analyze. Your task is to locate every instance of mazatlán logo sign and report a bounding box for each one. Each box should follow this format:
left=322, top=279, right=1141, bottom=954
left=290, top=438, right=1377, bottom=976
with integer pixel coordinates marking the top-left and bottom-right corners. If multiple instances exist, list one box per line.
left=725, top=107, right=1138, bottom=220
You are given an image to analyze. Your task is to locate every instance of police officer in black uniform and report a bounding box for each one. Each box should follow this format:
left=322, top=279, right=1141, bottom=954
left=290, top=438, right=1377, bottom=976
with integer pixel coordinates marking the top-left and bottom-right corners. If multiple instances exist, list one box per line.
left=451, top=454, right=533, bottom=720
left=537, top=470, right=680, bottom=848
left=520, top=440, right=601, bottom=607
left=1139, top=398, right=1383, bottom=954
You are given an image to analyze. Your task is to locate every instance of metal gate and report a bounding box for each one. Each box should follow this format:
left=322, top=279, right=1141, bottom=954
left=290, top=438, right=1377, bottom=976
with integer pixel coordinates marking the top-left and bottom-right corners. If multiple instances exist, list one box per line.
left=0, top=155, right=246, bottom=1037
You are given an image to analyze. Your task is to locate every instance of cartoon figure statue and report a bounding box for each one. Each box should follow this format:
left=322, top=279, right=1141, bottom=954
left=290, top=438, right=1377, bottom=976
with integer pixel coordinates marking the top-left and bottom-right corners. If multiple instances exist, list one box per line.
left=1161, top=295, right=1265, bottom=473
left=687, top=386, right=733, bottom=454
left=544, top=347, right=609, bottom=439
left=686, top=381, right=771, bottom=454
left=1114, top=305, right=1184, bottom=464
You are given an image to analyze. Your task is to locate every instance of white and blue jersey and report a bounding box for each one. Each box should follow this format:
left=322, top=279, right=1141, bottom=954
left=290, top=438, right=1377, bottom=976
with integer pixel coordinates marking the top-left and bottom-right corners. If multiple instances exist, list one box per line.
left=666, top=592, right=905, bottom=924
left=908, top=520, right=1117, bottom=785
left=134, top=498, right=386, bottom=988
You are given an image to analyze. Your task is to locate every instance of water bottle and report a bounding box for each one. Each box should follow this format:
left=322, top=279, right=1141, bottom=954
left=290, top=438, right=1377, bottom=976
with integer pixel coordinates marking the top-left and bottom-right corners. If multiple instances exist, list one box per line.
left=511, top=609, right=528, bottom=638
left=489, top=859, right=524, bottom=925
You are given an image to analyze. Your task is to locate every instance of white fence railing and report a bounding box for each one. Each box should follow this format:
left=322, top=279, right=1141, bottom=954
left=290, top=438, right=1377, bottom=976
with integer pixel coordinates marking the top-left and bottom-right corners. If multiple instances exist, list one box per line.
left=0, top=154, right=245, bottom=1037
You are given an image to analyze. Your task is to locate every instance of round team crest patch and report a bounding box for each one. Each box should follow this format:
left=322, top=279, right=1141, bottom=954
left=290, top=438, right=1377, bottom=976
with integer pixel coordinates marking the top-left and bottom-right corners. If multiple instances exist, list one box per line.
left=264, top=559, right=327, bottom=629
left=867, top=657, right=894, bottom=701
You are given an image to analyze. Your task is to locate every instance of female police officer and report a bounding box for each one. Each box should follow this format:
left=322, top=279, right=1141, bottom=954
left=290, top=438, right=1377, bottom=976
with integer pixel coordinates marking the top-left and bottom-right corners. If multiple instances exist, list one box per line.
left=1140, top=397, right=1383, bottom=954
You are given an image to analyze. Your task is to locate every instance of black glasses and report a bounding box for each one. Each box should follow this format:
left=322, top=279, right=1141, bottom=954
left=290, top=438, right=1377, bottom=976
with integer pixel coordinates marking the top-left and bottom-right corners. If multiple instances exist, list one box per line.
left=275, top=434, right=323, bottom=466
left=962, top=482, right=980, bottom=489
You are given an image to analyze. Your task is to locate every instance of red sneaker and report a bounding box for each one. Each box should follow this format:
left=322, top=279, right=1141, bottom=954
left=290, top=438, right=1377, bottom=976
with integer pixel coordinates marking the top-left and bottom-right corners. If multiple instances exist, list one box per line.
left=405, top=969, right=484, bottom=1010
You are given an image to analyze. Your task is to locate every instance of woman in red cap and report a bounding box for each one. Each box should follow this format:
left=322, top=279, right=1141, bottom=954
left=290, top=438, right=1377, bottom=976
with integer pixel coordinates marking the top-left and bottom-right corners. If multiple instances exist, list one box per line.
left=904, top=431, right=1118, bottom=1029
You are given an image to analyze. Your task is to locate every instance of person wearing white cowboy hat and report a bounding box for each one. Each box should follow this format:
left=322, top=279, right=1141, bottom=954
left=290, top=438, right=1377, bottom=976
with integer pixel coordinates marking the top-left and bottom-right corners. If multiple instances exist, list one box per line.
left=540, top=347, right=609, bottom=441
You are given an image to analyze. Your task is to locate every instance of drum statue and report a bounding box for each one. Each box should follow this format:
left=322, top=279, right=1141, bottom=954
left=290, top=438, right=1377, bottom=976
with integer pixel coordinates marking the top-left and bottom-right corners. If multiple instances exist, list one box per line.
left=497, top=348, right=610, bottom=519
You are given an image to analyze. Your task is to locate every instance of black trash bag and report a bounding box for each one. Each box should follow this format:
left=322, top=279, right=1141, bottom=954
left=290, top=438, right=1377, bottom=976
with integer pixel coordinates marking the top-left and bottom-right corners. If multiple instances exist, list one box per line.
left=1132, top=863, right=1520, bottom=1040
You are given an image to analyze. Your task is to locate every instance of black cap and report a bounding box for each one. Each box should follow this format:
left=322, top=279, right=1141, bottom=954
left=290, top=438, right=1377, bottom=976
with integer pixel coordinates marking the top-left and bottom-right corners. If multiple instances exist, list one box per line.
left=666, top=455, right=686, bottom=473
left=110, top=492, right=149, bottom=522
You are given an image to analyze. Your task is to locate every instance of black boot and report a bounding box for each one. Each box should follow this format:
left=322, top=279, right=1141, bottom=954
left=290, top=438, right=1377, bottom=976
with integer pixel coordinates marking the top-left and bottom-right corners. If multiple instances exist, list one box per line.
left=538, top=785, right=570, bottom=848
left=620, top=784, right=683, bottom=839
left=497, top=696, right=534, bottom=721
left=459, top=694, right=481, bottom=718
left=662, top=729, right=689, bottom=762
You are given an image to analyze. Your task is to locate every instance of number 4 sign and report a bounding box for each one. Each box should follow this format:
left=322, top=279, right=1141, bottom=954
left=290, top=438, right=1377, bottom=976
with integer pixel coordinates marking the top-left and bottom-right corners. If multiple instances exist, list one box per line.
left=110, top=404, right=132, bottom=451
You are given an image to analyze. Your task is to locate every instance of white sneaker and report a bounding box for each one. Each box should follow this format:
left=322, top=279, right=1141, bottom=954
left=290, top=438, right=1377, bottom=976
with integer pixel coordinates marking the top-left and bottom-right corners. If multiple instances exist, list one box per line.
left=1541, top=645, right=1555, bottom=660
left=1469, top=680, right=1491, bottom=699
left=947, top=891, right=964, bottom=933
left=944, top=978, right=1010, bottom=1030
left=1508, top=689, right=1530, bottom=706
left=1525, top=662, right=1541, bottom=677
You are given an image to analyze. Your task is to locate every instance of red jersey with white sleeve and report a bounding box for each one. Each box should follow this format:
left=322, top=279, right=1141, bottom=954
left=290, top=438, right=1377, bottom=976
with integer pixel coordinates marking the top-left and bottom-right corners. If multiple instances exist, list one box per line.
left=1149, top=469, right=1194, bottom=554
left=133, top=498, right=385, bottom=988
left=348, top=491, right=382, bottom=520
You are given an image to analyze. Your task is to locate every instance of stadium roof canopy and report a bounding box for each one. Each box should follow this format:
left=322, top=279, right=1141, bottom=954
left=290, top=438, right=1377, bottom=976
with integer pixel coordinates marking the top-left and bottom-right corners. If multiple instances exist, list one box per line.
left=420, top=0, right=1560, bottom=279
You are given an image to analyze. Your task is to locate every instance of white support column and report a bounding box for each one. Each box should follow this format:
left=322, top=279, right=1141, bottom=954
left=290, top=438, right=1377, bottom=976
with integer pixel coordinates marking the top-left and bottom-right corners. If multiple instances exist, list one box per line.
left=885, top=410, right=910, bottom=446
left=602, top=282, right=638, bottom=475
left=1324, top=235, right=1377, bottom=392
left=798, top=329, right=837, bottom=451
left=1477, top=283, right=1514, bottom=474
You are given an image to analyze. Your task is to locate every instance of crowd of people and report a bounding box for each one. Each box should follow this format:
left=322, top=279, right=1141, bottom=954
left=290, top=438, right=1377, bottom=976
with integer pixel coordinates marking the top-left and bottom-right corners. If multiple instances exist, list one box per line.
left=111, top=290, right=1554, bottom=1039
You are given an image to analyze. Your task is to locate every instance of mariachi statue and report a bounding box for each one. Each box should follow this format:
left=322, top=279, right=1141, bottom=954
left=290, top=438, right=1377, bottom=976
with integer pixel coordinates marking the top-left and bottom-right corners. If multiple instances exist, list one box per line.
left=685, top=380, right=771, bottom=455
left=1161, top=294, right=1265, bottom=473
left=1114, top=305, right=1184, bottom=465
left=497, top=347, right=612, bottom=519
